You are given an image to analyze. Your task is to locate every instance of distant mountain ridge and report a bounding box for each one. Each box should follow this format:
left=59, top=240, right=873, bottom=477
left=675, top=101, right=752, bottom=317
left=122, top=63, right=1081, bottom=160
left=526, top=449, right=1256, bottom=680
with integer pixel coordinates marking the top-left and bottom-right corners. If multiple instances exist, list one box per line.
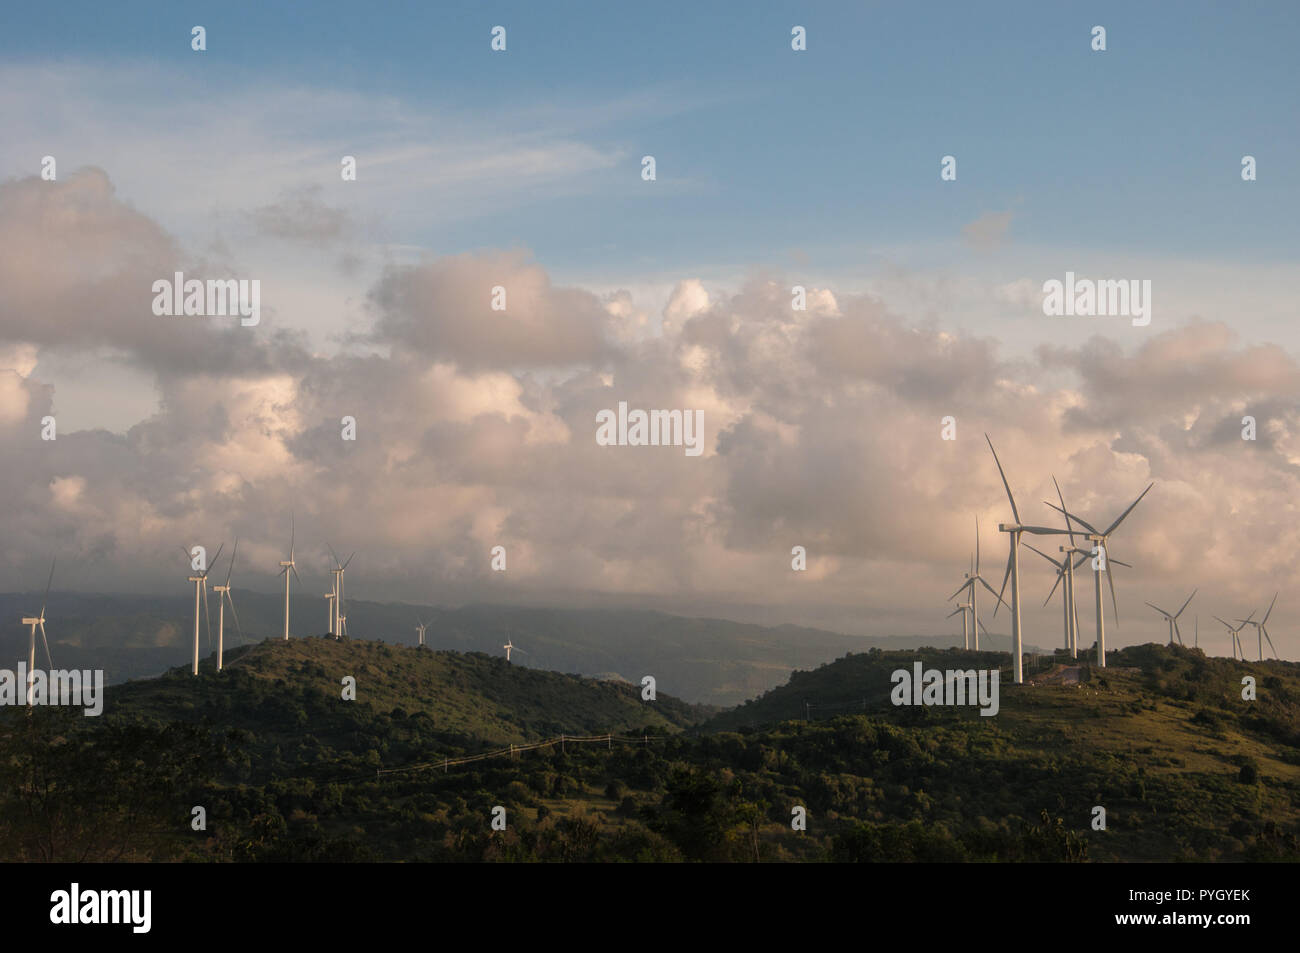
left=0, top=590, right=1044, bottom=706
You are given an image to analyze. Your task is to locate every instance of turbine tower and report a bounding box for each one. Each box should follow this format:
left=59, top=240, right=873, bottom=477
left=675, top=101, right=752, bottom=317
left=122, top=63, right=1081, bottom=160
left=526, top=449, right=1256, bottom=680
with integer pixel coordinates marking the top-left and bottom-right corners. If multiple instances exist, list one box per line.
left=278, top=518, right=300, bottom=641
left=1238, top=593, right=1279, bottom=661
left=185, top=543, right=221, bottom=676
left=948, top=517, right=1004, bottom=650
left=985, top=436, right=1075, bottom=684
left=1046, top=482, right=1153, bottom=669
left=211, top=539, right=242, bottom=672
left=325, top=591, right=336, bottom=634
left=503, top=639, right=525, bottom=663
left=1145, top=589, right=1197, bottom=646
left=19, top=560, right=55, bottom=708
left=415, top=619, right=428, bottom=648
left=947, top=602, right=973, bottom=649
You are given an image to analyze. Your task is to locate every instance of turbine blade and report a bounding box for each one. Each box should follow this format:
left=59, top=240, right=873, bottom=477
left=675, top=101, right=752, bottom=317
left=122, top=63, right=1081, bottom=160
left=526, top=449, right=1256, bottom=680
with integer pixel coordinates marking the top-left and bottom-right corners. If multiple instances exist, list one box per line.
left=1021, top=525, right=1071, bottom=536
left=948, top=580, right=971, bottom=602
left=994, top=549, right=1013, bottom=619
left=291, top=564, right=302, bottom=586
left=978, top=577, right=1007, bottom=610
left=1144, top=602, right=1166, bottom=616
left=974, top=515, right=980, bottom=574
left=289, top=513, right=295, bottom=560
left=1108, top=557, right=1133, bottom=568
left=343, top=552, right=355, bottom=570
left=984, top=435, right=1020, bottom=525
left=202, top=581, right=213, bottom=654
left=1052, top=476, right=1076, bottom=546
left=327, top=542, right=342, bottom=569
left=946, top=607, right=964, bottom=619
left=39, top=558, right=55, bottom=617
left=1106, top=563, right=1120, bottom=627
left=226, top=537, right=238, bottom=585
left=1262, top=627, right=1277, bottom=659
left=1042, top=571, right=1063, bottom=608
left=1174, top=588, right=1197, bottom=618
left=208, top=543, right=224, bottom=576
left=1044, top=500, right=1100, bottom=536
left=978, top=618, right=990, bottom=636
left=1262, top=591, right=1278, bottom=625
left=38, top=620, right=53, bottom=669
left=226, top=591, right=244, bottom=645
left=1103, top=483, right=1154, bottom=537
left=1212, top=615, right=1232, bottom=629
left=1173, top=620, right=1183, bottom=645
left=1024, top=543, right=1062, bottom=567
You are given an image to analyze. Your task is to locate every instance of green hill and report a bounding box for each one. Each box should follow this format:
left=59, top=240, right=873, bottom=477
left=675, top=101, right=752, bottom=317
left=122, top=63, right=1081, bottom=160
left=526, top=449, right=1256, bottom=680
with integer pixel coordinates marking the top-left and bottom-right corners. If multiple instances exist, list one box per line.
left=4, top=638, right=1298, bottom=863
left=109, top=636, right=709, bottom=747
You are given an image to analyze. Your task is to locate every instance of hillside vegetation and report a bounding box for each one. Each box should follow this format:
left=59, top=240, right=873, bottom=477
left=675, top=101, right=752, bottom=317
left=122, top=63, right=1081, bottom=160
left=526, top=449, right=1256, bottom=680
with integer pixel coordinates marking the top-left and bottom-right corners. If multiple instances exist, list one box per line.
left=2, top=638, right=1296, bottom=862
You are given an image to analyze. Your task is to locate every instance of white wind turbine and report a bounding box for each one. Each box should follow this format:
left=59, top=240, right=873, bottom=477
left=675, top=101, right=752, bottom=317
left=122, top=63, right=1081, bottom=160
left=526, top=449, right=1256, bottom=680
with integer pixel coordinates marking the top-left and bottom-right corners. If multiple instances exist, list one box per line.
left=326, top=544, right=354, bottom=641
left=503, top=639, right=526, bottom=663
left=211, top=540, right=242, bottom=672
left=1238, top=593, right=1279, bottom=661
left=1213, top=612, right=1250, bottom=660
left=947, top=602, right=973, bottom=649
left=948, top=516, right=1004, bottom=650
left=1046, top=481, right=1153, bottom=669
left=1145, top=589, right=1197, bottom=646
left=278, top=518, right=300, bottom=641
left=184, top=543, right=222, bottom=676
left=986, top=436, right=1076, bottom=684
left=19, top=560, right=56, bottom=707
left=415, top=619, right=428, bottom=648
left=324, top=591, right=336, bottom=634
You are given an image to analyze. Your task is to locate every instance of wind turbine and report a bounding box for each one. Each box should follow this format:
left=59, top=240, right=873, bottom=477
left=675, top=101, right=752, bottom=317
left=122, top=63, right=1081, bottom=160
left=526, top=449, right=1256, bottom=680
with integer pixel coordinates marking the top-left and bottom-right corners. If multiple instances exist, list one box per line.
left=211, top=540, right=242, bottom=672
left=326, top=544, right=354, bottom=641
left=1046, top=481, right=1153, bottom=669
left=19, top=560, right=55, bottom=707
left=503, top=639, right=526, bottom=663
left=1213, top=613, right=1251, bottom=659
left=947, top=602, right=974, bottom=649
left=278, top=518, right=300, bottom=641
left=948, top=516, right=1004, bottom=650
left=1145, top=589, right=1197, bottom=646
left=324, top=591, right=336, bottom=634
left=184, top=543, right=221, bottom=676
left=986, top=436, right=1076, bottom=683
left=415, top=619, right=428, bottom=648
left=1024, top=544, right=1078, bottom=655
left=1238, top=593, right=1279, bottom=661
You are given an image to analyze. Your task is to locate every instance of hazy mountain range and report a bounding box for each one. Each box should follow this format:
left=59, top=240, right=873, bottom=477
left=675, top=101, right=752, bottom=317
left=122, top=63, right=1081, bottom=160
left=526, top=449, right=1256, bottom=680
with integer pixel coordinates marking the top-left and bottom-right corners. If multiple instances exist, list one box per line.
left=0, top=591, right=1051, bottom=706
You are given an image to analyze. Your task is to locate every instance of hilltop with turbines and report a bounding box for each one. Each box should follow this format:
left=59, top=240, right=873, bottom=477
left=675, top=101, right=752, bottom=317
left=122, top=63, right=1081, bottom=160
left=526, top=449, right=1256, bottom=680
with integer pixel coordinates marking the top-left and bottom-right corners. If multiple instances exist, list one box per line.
left=3, top=435, right=1296, bottom=862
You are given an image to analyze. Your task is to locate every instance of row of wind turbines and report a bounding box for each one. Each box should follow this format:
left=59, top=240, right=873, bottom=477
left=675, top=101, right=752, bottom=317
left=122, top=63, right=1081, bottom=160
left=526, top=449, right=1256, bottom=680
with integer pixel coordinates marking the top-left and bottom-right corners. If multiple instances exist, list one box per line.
left=180, top=519, right=526, bottom=676
left=948, top=436, right=1281, bottom=683
left=183, top=518, right=356, bottom=675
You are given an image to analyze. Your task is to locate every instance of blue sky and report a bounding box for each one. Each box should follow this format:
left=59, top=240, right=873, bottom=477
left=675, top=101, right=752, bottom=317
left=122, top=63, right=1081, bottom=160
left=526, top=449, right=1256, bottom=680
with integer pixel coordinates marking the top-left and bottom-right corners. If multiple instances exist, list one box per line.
left=3, top=0, right=1295, bottom=280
